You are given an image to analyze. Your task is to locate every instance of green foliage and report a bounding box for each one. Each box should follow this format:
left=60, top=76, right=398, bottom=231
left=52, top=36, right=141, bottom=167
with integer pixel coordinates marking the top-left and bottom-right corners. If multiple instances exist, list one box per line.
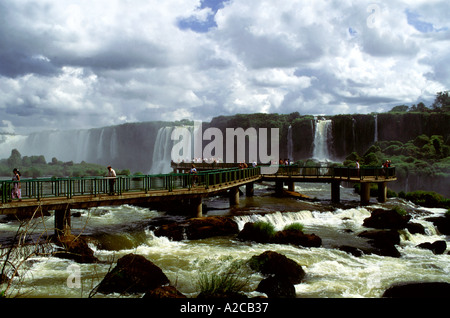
left=196, top=259, right=250, bottom=297
left=283, top=223, right=304, bottom=232
left=252, top=221, right=276, bottom=240
left=402, top=190, right=450, bottom=208
left=393, top=206, right=407, bottom=216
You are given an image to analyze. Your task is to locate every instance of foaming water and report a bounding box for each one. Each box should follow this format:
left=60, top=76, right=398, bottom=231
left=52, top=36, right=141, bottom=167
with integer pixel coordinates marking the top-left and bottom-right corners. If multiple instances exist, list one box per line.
left=1, top=187, right=449, bottom=298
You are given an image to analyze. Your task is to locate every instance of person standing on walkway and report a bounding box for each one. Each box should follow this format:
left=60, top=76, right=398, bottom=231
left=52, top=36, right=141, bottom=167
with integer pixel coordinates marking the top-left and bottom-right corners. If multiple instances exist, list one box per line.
left=107, top=165, right=116, bottom=195
left=11, top=168, right=21, bottom=200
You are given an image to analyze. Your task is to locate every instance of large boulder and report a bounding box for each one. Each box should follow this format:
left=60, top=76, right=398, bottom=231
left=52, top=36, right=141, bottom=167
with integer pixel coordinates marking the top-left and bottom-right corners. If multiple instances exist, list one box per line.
left=237, top=222, right=322, bottom=248
left=417, top=240, right=447, bottom=255
left=358, top=229, right=401, bottom=257
left=256, top=276, right=296, bottom=298
left=363, top=209, right=411, bottom=230
left=273, top=229, right=322, bottom=248
left=426, top=214, right=450, bottom=235
left=96, top=254, right=169, bottom=294
left=53, top=234, right=98, bottom=263
left=153, top=216, right=239, bottom=241
left=237, top=222, right=273, bottom=243
left=249, top=251, right=306, bottom=285
left=383, top=282, right=450, bottom=298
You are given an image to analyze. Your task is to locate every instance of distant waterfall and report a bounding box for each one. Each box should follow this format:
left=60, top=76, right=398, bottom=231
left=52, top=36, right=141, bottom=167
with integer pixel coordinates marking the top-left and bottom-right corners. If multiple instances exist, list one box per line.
left=313, top=118, right=332, bottom=162
left=374, top=114, right=378, bottom=142
left=287, top=125, right=293, bottom=161
left=149, top=127, right=175, bottom=174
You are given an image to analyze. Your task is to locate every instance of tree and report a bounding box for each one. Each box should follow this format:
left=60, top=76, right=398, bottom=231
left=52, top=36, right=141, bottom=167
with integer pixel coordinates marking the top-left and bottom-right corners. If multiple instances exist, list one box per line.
left=432, top=91, right=450, bottom=111
left=389, top=105, right=409, bottom=113
left=7, top=149, right=22, bottom=168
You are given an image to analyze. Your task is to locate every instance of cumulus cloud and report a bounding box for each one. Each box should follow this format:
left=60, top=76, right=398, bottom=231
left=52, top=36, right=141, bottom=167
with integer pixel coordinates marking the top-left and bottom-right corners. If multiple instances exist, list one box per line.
left=0, top=0, right=448, bottom=134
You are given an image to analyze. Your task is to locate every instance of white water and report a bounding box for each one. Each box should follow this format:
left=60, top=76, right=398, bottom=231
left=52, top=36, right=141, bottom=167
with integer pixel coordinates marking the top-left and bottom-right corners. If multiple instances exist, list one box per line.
left=149, top=127, right=175, bottom=174
left=313, top=118, right=332, bottom=162
left=287, top=125, right=293, bottom=161
left=374, top=114, right=378, bottom=142
left=1, top=185, right=448, bottom=298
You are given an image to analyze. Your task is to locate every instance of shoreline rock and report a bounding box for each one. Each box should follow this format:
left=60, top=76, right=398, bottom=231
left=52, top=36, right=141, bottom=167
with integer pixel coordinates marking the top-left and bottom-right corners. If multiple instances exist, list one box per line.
left=237, top=222, right=322, bottom=248
left=95, top=253, right=170, bottom=295
left=52, top=234, right=98, bottom=263
left=153, top=216, right=239, bottom=241
left=250, top=251, right=304, bottom=298
left=382, top=282, right=450, bottom=298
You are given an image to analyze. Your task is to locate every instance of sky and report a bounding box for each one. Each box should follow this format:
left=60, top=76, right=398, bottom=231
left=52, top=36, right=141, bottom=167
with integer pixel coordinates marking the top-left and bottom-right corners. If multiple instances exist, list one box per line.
left=0, top=0, right=449, bottom=135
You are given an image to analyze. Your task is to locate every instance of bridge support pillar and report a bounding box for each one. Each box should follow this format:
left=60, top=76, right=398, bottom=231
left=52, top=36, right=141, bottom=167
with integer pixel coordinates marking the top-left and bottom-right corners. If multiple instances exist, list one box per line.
left=360, top=183, right=371, bottom=205
left=287, top=180, right=295, bottom=192
left=229, top=187, right=240, bottom=206
left=246, top=182, right=254, bottom=197
left=275, top=181, right=284, bottom=196
left=331, top=180, right=341, bottom=203
left=190, top=197, right=203, bottom=218
left=55, top=208, right=71, bottom=236
left=377, top=182, right=387, bottom=203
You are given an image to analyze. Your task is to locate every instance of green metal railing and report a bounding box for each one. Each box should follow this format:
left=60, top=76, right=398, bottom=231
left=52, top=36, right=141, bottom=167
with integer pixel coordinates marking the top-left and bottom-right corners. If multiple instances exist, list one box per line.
left=0, top=167, right=261, bottom=204
left=269, top=165, right=396, bottom=180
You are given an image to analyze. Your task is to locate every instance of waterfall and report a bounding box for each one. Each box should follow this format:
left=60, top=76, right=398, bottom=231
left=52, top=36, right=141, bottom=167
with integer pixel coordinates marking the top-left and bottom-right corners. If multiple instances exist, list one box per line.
left=352, top=117, right=356, bottom=152
left=287, top=125, right=293, bottom=161
left=374, top=114, right=378, bottom=142
left=313, top=118, right=332, bottom=162
left=149, top=127, right=175, bottom=174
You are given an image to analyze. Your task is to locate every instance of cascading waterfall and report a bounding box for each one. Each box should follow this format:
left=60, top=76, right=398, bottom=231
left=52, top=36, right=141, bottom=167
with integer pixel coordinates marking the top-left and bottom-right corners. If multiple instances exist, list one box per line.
left=287, top=125, right=293, bottom=161
left=312, top=118, right=332, bottom=162
left=149, top=127, right=175, bottom=174
left=374, top=114, right=378, bottom=142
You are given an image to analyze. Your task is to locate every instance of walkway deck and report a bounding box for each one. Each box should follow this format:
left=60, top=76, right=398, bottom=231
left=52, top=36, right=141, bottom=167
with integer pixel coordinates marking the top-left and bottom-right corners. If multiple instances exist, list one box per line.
left=1, top=164, right=396, bottom=235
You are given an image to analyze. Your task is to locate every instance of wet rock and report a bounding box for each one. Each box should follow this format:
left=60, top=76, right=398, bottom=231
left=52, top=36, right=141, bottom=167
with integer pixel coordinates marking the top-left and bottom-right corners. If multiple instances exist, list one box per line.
left=256, top=276, right=296, bottom=298
left=237, top=222, right=322, bottom=248
left=237, top=222, right=273, bottom=243
left=363, top=209, right=411, bottom=230
left=153, top=216, right=239, bottom=241
left=143, top=286, right=186, bottom=299
left=272, top=229, right=322, bottom=248
left=53, top=234, right=98, bottom=263
left=417, top=240, right=447, bottom=255
left=382, top=282, right=450, bottom=298
left=249, top=251, right=305, bottom=285
left=96, top=253, right=169, bottom=294
left=406, top=222, right=426, bottom=234
left=338, top=245, right=364, bottom=257
left=426, top=214, right=450, bottom=235
left=358, top=229, right=401, bottom=257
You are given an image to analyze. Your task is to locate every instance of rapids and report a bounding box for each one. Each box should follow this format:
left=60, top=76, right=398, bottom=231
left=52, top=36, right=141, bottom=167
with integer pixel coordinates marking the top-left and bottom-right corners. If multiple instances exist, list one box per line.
left=0, top=183, right=449, bottom=298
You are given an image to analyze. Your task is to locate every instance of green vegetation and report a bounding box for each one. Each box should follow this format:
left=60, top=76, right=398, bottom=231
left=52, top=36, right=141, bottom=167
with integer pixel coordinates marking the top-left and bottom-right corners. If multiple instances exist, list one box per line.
left=196, top=259, right=251, bottom=297
left=283, top=223, right=304, bottom=232
left=252, top=221, right=276, bottom=241
left=0, top=149, right=130, bottom=178
left=398, top=190, right=450, bottom=208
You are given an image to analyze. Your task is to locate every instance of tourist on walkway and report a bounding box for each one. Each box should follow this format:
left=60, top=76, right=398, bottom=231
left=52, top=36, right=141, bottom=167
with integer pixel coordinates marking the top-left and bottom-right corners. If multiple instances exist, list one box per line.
left=11, top=168, right=21, bottom=200
left=107, top=165, right=116, bottom=195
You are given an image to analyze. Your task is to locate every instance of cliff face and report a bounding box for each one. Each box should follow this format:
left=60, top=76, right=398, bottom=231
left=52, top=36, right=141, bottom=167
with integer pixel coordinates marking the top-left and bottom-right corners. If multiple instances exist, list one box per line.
left=1, top=112, right=448, bottom=195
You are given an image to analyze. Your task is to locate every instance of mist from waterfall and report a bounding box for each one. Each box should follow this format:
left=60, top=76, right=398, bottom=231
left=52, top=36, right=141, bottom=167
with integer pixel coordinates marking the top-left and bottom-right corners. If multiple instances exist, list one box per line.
left=312, top=118, right=332, bottom=162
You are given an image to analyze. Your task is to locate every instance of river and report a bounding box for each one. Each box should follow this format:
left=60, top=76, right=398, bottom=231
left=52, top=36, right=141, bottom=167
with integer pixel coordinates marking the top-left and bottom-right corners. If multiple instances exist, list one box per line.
left=0, top=182, right=449, bottom=298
